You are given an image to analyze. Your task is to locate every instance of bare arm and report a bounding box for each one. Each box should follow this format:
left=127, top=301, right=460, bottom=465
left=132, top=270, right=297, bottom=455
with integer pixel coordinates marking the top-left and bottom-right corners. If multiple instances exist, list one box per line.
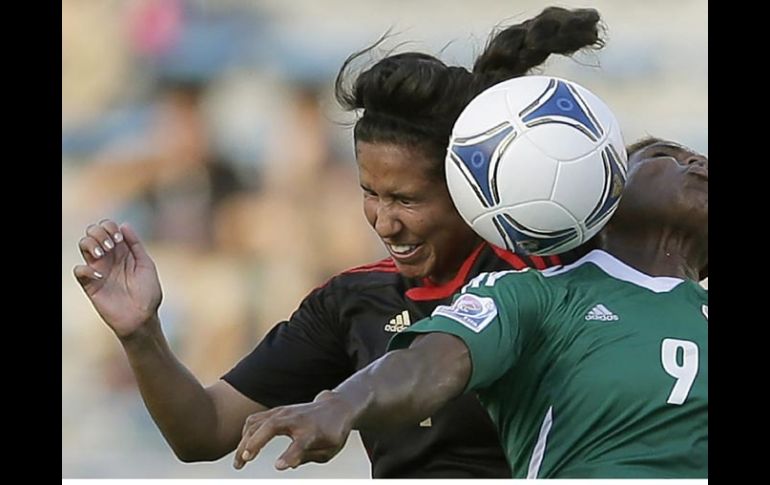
left=335, top=332, right=470, bottom=429
left=233, top=331, right=471, bottom=470
left=74, top=220, right=264, bottom=461
left=120, top=316, right=266, bottom=461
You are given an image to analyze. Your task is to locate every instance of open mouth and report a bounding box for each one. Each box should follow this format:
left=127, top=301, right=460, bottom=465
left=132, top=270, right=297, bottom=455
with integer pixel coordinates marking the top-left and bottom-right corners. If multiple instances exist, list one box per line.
left=387, top=243, right=422, bottom=260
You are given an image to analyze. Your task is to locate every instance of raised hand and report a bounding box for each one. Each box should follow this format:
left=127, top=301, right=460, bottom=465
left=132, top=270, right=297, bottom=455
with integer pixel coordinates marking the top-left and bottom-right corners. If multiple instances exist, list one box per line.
left=233, top=391, right=355, bottom=471
left=74, top=219, right=162, bottom=339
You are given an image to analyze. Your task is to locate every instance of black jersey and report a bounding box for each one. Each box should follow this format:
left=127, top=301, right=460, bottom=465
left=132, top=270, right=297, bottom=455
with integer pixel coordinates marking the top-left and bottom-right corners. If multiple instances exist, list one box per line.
left=222, top=242, right=560, bottom=478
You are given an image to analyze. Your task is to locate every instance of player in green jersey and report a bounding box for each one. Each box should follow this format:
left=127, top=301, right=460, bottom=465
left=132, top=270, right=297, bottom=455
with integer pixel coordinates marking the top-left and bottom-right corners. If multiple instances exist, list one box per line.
left=232, top=137, right=708, bottom=478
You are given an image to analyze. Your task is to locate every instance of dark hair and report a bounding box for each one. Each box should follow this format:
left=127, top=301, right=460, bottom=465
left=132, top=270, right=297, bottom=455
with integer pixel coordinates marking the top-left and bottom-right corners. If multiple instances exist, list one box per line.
left=626, top=136, right=664, bottom=157
left=335, top=6, right=604, bottom=178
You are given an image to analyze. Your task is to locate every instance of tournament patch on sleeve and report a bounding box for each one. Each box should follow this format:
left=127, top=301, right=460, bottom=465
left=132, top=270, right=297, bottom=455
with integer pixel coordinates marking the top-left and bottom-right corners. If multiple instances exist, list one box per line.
left=431, top=293, right=498, bottom=333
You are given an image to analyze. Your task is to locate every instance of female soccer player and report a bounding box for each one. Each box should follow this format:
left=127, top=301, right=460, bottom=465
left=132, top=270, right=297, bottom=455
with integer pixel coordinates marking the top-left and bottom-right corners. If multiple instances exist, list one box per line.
left=233, top=138, right=709, bottom=478
left=74, top=7, right=604, bottom=478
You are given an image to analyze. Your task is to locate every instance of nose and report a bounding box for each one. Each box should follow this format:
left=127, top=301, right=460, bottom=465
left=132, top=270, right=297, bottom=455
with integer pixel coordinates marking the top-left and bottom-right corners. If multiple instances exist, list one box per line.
left=374, top=203, right=402, bottom=238
left=685, top=154, right=708, bottom=167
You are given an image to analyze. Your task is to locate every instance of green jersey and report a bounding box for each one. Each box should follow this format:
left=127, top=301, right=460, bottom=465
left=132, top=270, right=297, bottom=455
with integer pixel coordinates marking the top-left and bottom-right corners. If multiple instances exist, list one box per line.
left=390, top=250, right=707, bottom=478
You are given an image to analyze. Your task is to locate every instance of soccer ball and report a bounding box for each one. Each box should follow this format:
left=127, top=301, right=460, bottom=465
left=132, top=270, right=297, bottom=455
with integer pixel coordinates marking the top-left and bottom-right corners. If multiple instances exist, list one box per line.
left=446, top=76, right=627, bottom=255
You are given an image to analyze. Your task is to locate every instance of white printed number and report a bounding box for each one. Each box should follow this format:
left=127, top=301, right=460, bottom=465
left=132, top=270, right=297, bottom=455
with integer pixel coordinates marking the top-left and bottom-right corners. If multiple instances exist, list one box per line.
left=660, top=338, right=699, bottom=405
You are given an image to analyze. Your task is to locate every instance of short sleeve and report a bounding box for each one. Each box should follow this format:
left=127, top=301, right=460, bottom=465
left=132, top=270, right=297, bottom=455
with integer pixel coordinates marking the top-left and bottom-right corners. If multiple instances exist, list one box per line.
left=222, top=281, right=353, bottom=407
left=389, top=269, right=549, bottom=392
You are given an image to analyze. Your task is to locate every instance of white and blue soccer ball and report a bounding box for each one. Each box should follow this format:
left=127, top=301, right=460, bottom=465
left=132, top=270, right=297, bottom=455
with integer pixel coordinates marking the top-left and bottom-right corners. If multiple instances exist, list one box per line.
left=446, top=76, right=627, bottom=255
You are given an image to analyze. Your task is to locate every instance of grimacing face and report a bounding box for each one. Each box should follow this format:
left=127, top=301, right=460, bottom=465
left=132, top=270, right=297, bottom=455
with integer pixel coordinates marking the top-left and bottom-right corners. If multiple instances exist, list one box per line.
left=615, top=140, right=708, bottom=235
left=356, top=142, right=481, bottom=284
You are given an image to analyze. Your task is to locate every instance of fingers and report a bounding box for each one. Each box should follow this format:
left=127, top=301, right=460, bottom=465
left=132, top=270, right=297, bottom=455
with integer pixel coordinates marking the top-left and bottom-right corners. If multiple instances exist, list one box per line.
left=234, top=400, right=352, bottom=472
left=234, top=416, right=288, bottom=470
left=97, top=219, right=124, bottom=245
left=233, top=414, right=343, bottom=472
left=78, top=219, right=124, bottom=263
left=73, top=264, right=104, bottom=287
left=78, top=236, right=105, bottom=263
left=235, top=421, right=323, bottom=472
left=234, top=411, right=272, bottom=470
left=276, top=439, right=338, bottom=470
left=238, top=412, right=268, bottom=449
left=86, top=221, right=119, bottom=254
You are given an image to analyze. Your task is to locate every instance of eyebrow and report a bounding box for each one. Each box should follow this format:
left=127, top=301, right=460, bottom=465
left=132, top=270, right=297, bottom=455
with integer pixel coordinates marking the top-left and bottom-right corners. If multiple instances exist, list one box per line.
left=359, top=184, right=418, bottom=199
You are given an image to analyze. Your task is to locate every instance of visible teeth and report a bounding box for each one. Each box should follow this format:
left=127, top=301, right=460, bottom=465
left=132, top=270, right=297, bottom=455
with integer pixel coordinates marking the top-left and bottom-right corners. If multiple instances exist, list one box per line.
left=390, top=244, right=417, bottom=254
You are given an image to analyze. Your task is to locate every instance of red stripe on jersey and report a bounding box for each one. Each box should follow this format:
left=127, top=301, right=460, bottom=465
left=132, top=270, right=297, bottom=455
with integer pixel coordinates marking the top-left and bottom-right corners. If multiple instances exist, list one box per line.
left=406, top=243, right=486, bottom=301
left=310, top=258, right=398, bottom=293
left=489, top=245, right=562, bottom=269
left=529, top=255, right=548, bottom=270
left=490, top=245, right=534, bottom=270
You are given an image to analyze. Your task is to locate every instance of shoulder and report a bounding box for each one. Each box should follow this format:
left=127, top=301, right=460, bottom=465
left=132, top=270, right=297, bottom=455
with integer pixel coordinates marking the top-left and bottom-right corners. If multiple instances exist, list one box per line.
left=316, top=258, right=402, bottom=295
left=461, top=267, right=547, bottom=296
left=340, top=258, right=399, bottom=276
left=539, top=250, right=618, bottom=285
left=460, top=265, right=583, bottom=315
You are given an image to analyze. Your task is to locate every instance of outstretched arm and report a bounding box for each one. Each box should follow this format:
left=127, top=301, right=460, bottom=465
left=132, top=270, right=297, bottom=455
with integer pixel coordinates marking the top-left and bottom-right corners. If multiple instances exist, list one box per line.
left=233, top=331, right=471, bottom=470
left=74, top=220, right=265, bottom=461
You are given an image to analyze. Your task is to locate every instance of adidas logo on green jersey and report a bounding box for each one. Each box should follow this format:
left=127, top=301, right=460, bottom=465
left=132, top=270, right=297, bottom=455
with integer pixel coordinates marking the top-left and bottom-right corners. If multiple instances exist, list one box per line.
left=585, top=304, right=619, bottom=322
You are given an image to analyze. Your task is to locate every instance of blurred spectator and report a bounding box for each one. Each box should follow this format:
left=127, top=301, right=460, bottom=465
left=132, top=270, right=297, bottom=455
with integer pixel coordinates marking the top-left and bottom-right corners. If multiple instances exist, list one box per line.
left=215, top=83, right=382, bottom=332
left=74, top=77, right=252, bottom=250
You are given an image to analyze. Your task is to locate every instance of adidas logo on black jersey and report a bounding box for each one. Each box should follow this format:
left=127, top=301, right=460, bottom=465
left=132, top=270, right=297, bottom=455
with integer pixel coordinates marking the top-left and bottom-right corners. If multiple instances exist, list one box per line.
left=585, top=304, right=619, bottom=322
left=384, top=310, right=411, bottom=333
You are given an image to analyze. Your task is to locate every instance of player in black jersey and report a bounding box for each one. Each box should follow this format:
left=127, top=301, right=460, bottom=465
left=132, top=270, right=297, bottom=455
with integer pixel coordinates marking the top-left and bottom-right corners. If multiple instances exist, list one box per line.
left=74, top=7, right=603, bottom=478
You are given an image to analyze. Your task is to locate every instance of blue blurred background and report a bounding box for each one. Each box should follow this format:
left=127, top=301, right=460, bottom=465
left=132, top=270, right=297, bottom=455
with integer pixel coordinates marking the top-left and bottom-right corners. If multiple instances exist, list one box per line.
left=62, top=0, right=707, bottom=478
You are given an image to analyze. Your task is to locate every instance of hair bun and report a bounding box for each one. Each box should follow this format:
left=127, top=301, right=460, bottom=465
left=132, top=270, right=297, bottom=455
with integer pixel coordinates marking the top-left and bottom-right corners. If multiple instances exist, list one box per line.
left=349, top=53, right=472, bottom=125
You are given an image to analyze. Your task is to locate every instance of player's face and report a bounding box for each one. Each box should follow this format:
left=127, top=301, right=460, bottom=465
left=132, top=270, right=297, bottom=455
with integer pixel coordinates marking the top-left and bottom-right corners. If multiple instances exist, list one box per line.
left=357, top=142, right=480, bottom=283
left=614, top=140, right=708, bottom=235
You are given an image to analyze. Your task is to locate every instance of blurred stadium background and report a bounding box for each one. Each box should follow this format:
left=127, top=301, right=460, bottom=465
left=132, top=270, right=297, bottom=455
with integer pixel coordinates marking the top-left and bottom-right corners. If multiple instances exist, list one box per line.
left=62, top=0, right=707, bottom=478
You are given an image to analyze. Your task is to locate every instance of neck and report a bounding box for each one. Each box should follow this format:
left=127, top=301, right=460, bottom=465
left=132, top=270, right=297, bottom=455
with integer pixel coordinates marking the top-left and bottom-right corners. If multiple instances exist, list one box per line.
left=599, top=228, right=705, bottom=281
left=428, top=237, right=484, bottom=285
